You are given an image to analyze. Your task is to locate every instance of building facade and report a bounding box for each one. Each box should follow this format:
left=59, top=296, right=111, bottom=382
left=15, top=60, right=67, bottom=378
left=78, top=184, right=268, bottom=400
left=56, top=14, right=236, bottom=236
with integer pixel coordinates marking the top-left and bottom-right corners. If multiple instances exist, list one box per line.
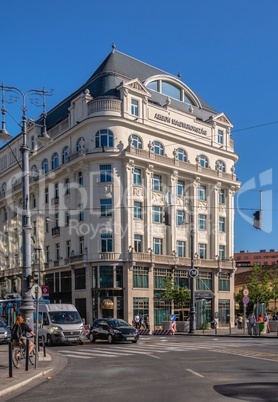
left=235, top=249, right=278, bottom=270
left=0, top=48, right=240, bottom=328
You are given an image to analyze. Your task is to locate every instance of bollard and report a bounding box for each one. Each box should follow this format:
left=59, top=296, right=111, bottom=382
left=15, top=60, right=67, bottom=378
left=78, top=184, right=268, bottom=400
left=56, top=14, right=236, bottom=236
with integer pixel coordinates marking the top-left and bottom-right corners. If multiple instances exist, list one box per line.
left=8, top=342, right=13, bottom=378
left=25, top=338, right=29, bottom=371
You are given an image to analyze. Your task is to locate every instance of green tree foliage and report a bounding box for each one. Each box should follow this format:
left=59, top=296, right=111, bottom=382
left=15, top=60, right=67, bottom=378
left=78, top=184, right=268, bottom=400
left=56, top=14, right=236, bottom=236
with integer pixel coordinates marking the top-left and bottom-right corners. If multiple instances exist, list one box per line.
left=157, top=276, right=190, bottom=308
left=269, top=266, right=278, bottom=311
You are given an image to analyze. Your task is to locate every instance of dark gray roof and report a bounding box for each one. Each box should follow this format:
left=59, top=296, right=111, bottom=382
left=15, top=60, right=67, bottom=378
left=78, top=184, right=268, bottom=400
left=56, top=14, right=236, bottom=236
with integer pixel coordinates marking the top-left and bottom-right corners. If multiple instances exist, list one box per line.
left=45, top=49, right=217, bottom=129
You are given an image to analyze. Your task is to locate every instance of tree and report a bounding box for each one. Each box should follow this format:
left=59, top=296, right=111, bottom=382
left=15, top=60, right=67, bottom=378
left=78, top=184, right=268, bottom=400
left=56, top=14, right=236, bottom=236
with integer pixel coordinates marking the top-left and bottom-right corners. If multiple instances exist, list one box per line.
left=269, top=266, right=278, bottom=312
left=157, top=276, right=190, bottom=319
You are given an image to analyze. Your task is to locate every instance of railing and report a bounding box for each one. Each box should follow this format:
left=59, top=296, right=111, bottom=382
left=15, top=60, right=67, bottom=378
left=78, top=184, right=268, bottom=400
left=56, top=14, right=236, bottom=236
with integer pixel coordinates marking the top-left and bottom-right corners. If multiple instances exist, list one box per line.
left=48, top=118, right=70, bottom=138
left=52, top=226, right=60, bottom=236
left=126, top=146, right=236, bottom=181
left=88, top=98, right=122, bottom=114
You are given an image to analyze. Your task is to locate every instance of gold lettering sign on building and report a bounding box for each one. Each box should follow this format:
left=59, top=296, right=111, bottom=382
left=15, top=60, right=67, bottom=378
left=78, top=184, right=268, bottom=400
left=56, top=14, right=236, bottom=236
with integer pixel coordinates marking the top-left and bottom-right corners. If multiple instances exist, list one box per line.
left=101, top=299, right=114, bottom=309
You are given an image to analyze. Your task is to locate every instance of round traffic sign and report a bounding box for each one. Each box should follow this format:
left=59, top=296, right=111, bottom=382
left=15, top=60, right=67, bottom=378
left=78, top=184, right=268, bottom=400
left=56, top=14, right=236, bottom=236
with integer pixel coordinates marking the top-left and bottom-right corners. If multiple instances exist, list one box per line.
left=243, top=288, right=249, bottom=296
left=189, top=268, right=199, bottom=278
left=242, top=296, right=249, bottom=304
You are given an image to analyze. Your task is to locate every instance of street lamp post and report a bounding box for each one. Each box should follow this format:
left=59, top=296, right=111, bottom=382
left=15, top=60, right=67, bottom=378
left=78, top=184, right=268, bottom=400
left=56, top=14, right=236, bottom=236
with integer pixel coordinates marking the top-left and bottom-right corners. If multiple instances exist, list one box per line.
left=189, top=207, right=196, bottom=333
left=0, top=84, right=51, bottom=329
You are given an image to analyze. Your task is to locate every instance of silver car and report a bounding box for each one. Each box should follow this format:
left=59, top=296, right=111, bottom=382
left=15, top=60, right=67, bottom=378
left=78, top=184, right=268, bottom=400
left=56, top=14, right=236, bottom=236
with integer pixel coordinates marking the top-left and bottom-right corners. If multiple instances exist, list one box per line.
left=0, top=320, right=11, bottom=343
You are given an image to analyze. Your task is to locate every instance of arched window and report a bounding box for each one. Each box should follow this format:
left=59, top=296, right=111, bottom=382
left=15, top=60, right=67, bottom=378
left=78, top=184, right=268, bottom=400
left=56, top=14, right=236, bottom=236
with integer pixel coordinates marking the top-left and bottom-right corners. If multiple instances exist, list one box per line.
left=130, top=134, right=142, bottom=149
left=51, top=153, right=59, bottom=170
left=62, top=146, right=70, bottom=164
left=76, top=137, right=86, bottom=152
left=152, top=141, right=164, bottom=155
left=215, top=160, right=226, bottom=172
left=176, top=148, right=187, bottom=162
left=95, top=129, right=114, bottom=148
left=42, top=159, right=49, bottom=174
left=199, top=155, right=209, bottom=168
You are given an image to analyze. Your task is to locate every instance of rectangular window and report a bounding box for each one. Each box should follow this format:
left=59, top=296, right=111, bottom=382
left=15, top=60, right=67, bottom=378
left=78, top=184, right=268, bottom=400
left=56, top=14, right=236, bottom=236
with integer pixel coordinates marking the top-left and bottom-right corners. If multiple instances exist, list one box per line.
left=176, top=241, right=186, bottom=257
left=174, top=269, right=189, bottom=289
left=31, top=135, right=35, bottom=150
left=198, top=185, right=206, bottom=201
left=100, top=165, right=112, bottom=183
left=133, top=266, right=149, bottom=288
left=100, top=266, right=114, bottom=288
left=101, top=233, right=113, bottom=252
left=54, top=182, right=59, bottom=198
left=75, top=268, right=86, bottom=290
left=45, top=187, right=49, bottom=204
left=78, top=171, right=84, bottom=187
left=66, top=240, right=71, bottom=258
left=219, top=245, right=225, bottom=260
left=176, top=210, right=185, bottom=226
left=152, top=206, right=162, bottom=223
left=133, top=297, right=149, bottom=321
left=153, top=238, right=162, bottom=255
left=196, top=272, right=212, bottom=290
left=65, top=211, right=70, bottom=226
left=100, top=199, right=112, bottom=217
left=65, top=178, right=70, bottom=195
left=134, top=201, right=142, bottom=219
left=79, top=236, right=84, bottom=254
left=217, top=129, right=224, bottom=144
left=152, top=174, right=162, bottom=191
left=198, top=214, right=207, bottom=230
left=218, top=299, right=230, bottom=325
left=219, top=189, right=225, bottom=204
left=55, top=213, right=59, bottom=227
left=198, top=243, right=207, bottom=259
left=218, top=273, right=230, bottom=291
left=134, top=234, right=143, bottom=252
left=133, top=168, right=142, bottom=185
left=131, top=99, right=139, bottom=116
left=154, top=268, right=172, bottom=288
left=55, top=243, right=60, bottom=261
left=177, top=180, right=184, bottom=196
left=219, top=217, right=225, bottom=232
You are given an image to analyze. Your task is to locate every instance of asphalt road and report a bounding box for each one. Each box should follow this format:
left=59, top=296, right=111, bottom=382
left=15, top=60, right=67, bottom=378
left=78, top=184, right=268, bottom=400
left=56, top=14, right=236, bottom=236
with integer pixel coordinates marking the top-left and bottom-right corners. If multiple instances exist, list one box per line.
left=4, top=336, right=278, bottom=402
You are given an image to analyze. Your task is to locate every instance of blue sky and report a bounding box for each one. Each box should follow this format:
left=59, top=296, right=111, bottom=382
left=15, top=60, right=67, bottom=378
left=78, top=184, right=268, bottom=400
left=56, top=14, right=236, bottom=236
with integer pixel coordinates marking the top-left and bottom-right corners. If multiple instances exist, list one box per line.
left=1, top=0, right=278, bottom=253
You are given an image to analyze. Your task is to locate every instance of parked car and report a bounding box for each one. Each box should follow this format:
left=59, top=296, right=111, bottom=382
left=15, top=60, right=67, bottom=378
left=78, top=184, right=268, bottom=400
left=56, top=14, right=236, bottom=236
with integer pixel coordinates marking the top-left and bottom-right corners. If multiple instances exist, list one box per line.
left=89, top=318, right=139, bottom=344
left=0, top=320, right=11, bottom=343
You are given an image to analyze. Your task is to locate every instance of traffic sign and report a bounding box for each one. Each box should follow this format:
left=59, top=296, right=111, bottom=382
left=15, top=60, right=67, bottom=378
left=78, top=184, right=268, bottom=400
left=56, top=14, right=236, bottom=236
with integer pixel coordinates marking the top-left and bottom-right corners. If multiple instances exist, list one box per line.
left=243, top=288, right=249, bottom=296
left=242, top=296, right=249, bottom=305
left=189, top=268, right=199, bottom=278
left=30, top=285, right=42, bottom=299
left=41, top=285, right=49, bottom=297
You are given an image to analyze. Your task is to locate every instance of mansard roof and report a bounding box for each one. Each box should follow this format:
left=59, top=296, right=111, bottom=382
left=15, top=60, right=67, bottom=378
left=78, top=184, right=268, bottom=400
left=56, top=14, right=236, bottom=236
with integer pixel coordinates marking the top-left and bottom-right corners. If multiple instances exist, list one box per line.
left=46, top=49, right=217, bottom=129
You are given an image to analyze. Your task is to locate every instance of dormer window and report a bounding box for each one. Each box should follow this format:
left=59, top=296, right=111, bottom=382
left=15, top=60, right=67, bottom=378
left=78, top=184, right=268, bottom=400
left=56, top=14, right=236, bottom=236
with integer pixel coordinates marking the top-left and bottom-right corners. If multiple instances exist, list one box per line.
left=131, top=99, right=139, bottom=116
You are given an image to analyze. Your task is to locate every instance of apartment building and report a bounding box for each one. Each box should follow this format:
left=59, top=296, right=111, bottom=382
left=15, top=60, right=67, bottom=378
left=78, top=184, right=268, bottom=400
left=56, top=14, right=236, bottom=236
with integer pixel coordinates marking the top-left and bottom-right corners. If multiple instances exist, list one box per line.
left=0, top=47, right=240, bottom=328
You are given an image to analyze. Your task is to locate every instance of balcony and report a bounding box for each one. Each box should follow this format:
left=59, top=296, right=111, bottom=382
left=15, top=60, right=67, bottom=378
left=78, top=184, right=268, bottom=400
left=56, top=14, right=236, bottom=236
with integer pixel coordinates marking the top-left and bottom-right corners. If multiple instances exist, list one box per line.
left=51, top=197, right=59, bottom=206
left=52, top=226, right=60, bottom=236
left=88, top=98, right=122, bottom=115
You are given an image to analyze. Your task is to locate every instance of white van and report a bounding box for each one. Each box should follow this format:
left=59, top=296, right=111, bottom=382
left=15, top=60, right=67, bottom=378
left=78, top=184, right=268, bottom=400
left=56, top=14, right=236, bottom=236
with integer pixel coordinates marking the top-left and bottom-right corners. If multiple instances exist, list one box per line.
left=38, top=304, right=86, bottom=345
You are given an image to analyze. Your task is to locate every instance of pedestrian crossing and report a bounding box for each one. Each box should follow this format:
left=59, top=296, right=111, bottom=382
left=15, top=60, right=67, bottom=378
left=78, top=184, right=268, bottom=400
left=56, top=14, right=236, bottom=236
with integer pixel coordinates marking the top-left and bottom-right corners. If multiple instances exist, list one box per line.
left=58, top=339, right=278, bottom=362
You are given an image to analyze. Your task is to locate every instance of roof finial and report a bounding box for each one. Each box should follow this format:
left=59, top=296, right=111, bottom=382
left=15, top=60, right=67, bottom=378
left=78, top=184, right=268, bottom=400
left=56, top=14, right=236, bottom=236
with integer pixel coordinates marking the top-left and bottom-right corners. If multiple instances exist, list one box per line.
left=177, top=72, right=182, bottom=79
left=112, top=42, right=116, bottom=52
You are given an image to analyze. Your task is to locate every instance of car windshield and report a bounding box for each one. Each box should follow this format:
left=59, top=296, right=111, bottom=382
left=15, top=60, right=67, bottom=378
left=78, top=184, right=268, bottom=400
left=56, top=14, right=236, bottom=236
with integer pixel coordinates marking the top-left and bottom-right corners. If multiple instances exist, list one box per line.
left=0, top=321, right=6, bottom=328
left=49, top=311, right=81, bottom=324
left=107, top=319, right=130, bottom=328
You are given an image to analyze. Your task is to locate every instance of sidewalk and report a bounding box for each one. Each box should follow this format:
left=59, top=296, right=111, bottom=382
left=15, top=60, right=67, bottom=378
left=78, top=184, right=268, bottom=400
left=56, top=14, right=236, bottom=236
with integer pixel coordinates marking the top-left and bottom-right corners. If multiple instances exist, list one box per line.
left=176, top=326, right=278, bottom=337
left=0, top=345, right=67, bottom=400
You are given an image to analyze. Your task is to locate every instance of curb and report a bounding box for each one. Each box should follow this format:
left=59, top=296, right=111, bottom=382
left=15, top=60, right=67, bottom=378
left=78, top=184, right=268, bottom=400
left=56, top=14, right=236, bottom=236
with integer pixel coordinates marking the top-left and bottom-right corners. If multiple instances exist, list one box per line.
left=0, top=368, right=54, bottom=398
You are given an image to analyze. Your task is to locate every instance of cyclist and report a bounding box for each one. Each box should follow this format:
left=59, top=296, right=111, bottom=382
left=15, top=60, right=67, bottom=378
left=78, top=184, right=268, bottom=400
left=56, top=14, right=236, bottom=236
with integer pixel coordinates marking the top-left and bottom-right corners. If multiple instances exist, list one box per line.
left=11, top=315, right=36, bottom=355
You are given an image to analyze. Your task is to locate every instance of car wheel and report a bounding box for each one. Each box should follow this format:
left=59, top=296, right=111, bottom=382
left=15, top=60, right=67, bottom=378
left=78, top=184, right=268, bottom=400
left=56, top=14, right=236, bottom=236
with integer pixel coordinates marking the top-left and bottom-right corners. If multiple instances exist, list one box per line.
left=107, top=334, right=113, bottom=344
left=132, top=340, right=137, bottom=343
left=89, top=333, right=95, bottom=343
left=47, top=334, right=53, bottom=346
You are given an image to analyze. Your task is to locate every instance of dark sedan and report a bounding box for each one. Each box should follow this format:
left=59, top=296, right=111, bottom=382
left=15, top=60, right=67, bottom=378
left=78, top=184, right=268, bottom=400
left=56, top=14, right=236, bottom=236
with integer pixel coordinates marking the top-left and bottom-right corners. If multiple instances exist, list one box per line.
left=89, top=318, right=139, bottom=344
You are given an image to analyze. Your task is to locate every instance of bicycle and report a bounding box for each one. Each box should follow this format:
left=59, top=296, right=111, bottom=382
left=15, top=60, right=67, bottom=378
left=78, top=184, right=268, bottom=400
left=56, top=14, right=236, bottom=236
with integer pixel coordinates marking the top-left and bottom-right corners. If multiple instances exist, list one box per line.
left=12, top=338, right=36, bottom=368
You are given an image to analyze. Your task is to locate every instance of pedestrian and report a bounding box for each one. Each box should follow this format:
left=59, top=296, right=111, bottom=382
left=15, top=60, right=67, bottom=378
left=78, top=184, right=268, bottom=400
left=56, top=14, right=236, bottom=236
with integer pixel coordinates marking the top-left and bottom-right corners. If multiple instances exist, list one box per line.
left=237, top=315, right=243, bottom=329
left=248, top=312, right=256, bottom=336
left=264, top=313, right=270, bottom=333
left=145, top=316, right=150, bottom=331
left=139, top=316, right=145, bottom=329
left=134, top=313, right=140, bottom=329
left=11, top=315, right=36, bottom=354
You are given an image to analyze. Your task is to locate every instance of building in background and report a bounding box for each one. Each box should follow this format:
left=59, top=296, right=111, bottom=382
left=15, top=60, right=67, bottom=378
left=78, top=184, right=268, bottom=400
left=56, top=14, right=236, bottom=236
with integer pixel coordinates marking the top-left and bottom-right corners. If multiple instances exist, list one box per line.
left=0, top=47, right=239, bottom=328
left=235, top=249, right=278, bottom=271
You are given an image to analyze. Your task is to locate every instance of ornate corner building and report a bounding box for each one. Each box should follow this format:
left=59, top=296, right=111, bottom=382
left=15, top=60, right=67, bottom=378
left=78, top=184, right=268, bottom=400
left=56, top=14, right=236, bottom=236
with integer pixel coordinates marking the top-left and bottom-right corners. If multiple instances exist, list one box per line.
left=0, top=48, right=240, bottom=328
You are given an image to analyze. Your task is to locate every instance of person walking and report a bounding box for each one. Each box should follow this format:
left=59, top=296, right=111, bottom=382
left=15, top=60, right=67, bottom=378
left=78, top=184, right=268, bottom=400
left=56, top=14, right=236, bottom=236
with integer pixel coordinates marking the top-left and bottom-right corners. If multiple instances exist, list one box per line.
left=134, top=313, right=140, bottom=329
left=145, top=316, right=150, bottom=331
left=264, top=313, right=270, bottom=333
left=237, top=315, right=243, bottom=330
left=248, top=312, right=256, bottom=336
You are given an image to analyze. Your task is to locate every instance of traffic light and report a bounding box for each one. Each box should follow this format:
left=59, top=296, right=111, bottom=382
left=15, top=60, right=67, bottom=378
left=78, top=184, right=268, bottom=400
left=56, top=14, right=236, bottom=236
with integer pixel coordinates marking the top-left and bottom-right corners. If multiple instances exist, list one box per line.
left=253, top=210, right=262, bottom=230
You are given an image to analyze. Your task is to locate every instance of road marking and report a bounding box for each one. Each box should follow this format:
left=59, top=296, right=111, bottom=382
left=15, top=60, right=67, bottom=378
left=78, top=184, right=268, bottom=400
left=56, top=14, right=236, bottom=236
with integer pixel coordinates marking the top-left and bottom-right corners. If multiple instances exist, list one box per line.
left=61, top=354, right=93, bottom=359
left=186, top=369, right=204, bottom=378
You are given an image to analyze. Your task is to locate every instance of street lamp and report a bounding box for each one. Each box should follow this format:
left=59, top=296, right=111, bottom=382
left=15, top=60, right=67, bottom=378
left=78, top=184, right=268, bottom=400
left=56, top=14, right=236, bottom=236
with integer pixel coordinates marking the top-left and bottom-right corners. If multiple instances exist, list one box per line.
left=0, top=84, right=52, bottom=329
